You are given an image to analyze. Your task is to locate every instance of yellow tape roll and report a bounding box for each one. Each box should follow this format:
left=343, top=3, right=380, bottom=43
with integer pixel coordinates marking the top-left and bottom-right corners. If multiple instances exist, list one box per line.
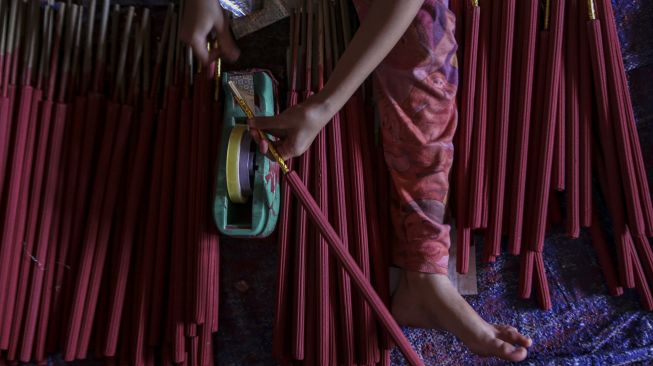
left=226, top=125, right=248, bottom=203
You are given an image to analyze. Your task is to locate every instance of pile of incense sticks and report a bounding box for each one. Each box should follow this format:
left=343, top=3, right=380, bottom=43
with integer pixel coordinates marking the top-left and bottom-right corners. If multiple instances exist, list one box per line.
left=451, top=0, right=653, bottom=310
left=272, top=0, right=395, bottom=364
left=0, top=1, right=220, bottom=364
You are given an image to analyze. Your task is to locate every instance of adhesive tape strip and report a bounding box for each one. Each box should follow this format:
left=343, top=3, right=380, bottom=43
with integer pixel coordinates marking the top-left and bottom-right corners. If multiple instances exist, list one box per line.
left=226, top=125, right=248, bottom=203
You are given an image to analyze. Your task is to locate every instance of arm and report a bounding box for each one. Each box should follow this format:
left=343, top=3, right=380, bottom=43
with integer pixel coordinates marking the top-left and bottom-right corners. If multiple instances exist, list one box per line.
left=251, top=0, right=425, bottom=159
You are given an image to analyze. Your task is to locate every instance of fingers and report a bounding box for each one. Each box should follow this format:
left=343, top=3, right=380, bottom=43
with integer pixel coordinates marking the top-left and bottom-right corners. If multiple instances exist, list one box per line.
left=248, top=116, right=289, bottom=131
left=185, top=33, right=222, bottom=65
left=189, top=34, right=211, bottom=64
left=214, top=9, right=241, bottom=63
left=179, top=0, right=234, bottom=65
left=248, top=128, right=297, bottom=161
left=249, top=128, right=269, bottom=154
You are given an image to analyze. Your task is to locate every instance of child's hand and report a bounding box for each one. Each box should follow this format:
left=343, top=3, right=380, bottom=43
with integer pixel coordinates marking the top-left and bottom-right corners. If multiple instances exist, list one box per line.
left=247, top=97, right=332, bottom=161
left=180, top=0, right=240, bottom=64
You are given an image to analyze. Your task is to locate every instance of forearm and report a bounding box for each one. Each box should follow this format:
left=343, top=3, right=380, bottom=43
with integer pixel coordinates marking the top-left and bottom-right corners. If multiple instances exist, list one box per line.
left=313, top=0, right=425, bottom=118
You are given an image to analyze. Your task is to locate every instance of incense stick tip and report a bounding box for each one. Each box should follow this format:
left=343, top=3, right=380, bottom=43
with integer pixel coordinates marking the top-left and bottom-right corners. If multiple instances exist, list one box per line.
left=588, top=0, right=597, bottom=20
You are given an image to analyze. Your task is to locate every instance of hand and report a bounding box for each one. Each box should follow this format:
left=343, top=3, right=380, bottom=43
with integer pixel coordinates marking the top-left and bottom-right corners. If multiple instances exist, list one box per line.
left=248, top=96, right=332, bottom=160
left=180, top=0, right=240, bottom=64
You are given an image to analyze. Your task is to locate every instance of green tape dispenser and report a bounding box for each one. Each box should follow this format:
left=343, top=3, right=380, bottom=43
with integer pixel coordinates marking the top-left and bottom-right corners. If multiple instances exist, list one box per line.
left=213, top=71, right=280, bottom=238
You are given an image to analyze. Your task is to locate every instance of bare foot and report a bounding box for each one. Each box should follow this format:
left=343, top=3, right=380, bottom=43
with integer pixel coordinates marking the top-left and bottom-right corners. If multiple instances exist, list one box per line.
left=392, top=271, right=532, bottom=362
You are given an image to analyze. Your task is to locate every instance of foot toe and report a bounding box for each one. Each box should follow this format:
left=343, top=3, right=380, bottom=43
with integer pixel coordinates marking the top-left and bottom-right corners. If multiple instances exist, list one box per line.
left=495, top=325, right=533, bottom=348
left=489, top=338, right=528, bottom=362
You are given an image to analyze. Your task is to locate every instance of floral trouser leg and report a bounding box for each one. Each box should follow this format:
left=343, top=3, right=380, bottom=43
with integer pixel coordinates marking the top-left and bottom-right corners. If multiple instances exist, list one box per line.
left=367, top=0, right=459, bottom=274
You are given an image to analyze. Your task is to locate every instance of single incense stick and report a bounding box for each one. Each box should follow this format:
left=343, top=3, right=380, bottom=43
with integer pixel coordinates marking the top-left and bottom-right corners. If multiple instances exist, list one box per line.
left=92, top=0, right=110, bottom=92
left=485, top=0, right=516, bottom=258
left=507, top=0, right=538, bottom=255
left=324, top=1, right=355, bottom=362
left=147, top=17, right=180, bottom=350
left=455, top=0, right=479, bottom=273
left=525, top=0, right=564, bottom=254
left=565, top=0, right=581, bottom=238
left=468, top=0, right=490, bottom=229
left=589, top=212, right=624, bottom=296
left=81, top=0, right=96, bottom=93
left=578, top=0, right=592, bottom=227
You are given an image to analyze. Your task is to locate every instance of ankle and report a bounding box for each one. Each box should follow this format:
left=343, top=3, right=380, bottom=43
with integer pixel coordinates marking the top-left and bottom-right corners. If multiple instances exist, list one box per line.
left=404, top=270, right=447, bottom=282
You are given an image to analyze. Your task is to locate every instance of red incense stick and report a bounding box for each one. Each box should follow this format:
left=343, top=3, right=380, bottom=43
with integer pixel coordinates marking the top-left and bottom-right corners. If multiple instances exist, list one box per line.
left=525, top=0, right=564, bottom=254
left=485, top=0, right=515, bottom=258
left=552, top=68, right=565, bottom=192
left=170, top=92, right=192, bottom=364
left=0, top=0, right=14, bottom=198
left=589, top=212, right=624, bottom=297
left=48, top=5, right=83, bottom=353
left=188, top=52, right=202, bottom=329
left=507, top=0, right=539, bottom=255
left=565, top=0, right=581, bottom=238
left=314, top=3, right=331, bottom=364
left=455, top=0, right=479, bottom=273
left=629, top=241, right=653, bottom=311
left=577, top=0, right=592, bottom=228
left=325, top=2, right=355, bottom=362
left=468, top=0, right=490, bottom=230
left=587, top=14, right=634, bottom=289
left=148, top=15, right=179, bottom=346
left=596, top=0, right=653, bottom=236
left=291, top=1, right=313, bottom=359
left=534, top=253, right=552, bottom=310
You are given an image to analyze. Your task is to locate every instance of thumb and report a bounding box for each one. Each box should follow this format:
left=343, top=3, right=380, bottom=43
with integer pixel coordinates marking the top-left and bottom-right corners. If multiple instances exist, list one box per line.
left=271, top=139, right=295, bottom=161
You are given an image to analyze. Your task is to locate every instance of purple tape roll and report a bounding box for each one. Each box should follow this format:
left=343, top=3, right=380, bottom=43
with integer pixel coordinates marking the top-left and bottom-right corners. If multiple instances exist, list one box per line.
left=239, top=131, right=254, bottom=197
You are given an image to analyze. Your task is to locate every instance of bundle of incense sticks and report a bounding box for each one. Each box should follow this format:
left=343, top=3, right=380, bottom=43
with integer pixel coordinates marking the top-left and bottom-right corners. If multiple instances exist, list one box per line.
left=269, top=0, right=397, bottom=364
left=0, top=2, right=220, bottom=364
left=451, top=0, right=653, bottom=310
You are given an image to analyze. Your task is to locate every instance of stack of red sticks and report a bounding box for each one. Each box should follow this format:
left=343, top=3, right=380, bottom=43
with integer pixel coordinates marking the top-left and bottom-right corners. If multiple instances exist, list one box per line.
left=271, top=0, right=394, bottom=364
left=451, top=0, right=653, bottom=310
left=0, top=2, right=220, bottom=364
